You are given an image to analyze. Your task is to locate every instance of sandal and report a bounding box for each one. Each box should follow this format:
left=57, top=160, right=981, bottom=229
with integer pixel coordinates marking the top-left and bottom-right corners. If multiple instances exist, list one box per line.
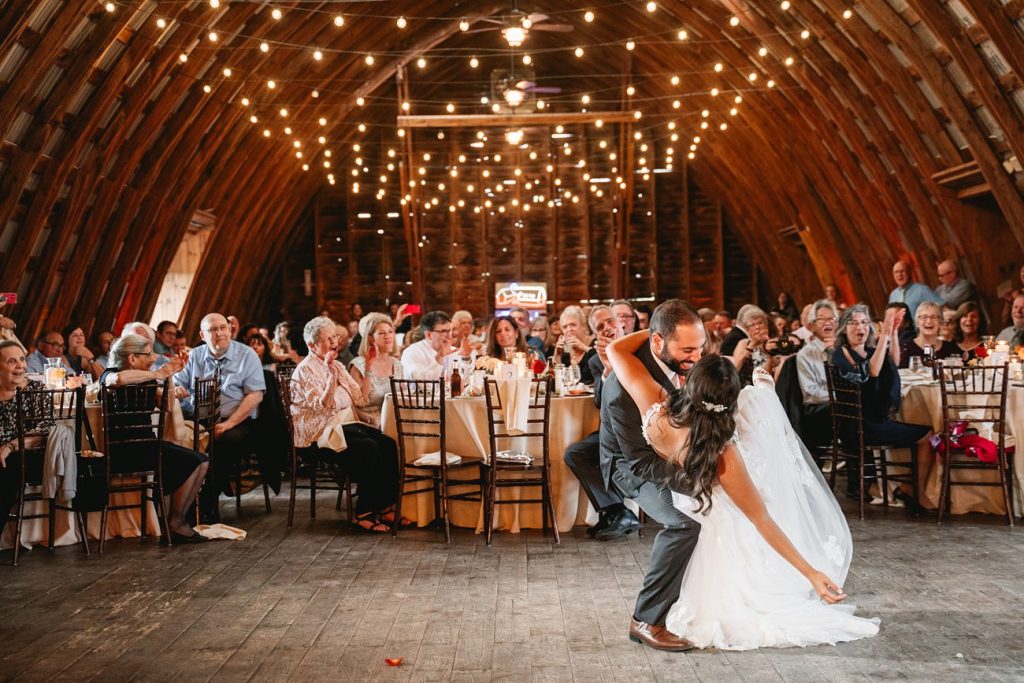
left=379, top=509, right=414, bottom=527
left=353, top=513, right=390, bottom=533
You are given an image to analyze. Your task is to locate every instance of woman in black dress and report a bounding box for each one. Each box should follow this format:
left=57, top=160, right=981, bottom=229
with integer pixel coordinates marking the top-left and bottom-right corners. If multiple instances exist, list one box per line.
left=100, top=334, right=209, bottom=542
left=898, top=300, right=960, bottom=368
left=831, top=304, right=933, bottom=502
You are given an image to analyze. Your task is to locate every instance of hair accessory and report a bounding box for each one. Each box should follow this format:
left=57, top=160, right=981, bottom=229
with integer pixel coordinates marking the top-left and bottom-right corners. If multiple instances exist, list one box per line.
left=701, top=401, right=727, bottom=413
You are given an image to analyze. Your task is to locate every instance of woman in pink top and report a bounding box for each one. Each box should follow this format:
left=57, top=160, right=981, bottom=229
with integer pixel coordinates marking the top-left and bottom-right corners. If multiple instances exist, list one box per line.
left=289, top=316, right=399, bottom=532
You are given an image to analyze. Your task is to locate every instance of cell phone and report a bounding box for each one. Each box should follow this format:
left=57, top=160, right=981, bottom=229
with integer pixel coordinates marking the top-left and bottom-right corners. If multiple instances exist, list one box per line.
left=405, top=304, right=421, bottom=315
left=0, top=293, right=16, bottom=305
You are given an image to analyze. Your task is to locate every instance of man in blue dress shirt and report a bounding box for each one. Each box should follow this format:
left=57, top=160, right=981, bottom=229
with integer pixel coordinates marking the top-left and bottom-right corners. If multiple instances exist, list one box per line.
left=175, top=312, right=266, bottom=523
left=887, top=259, right=942, bottom=319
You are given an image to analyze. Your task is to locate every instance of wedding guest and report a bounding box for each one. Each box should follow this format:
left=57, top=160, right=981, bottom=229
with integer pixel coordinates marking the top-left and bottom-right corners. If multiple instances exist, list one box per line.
left=935, top=260, right=978, bottom=309
left=236, top=323, right=260, bottom=344
left=769, top=312, right=789, bottom=338
left=998, top=264, right=1024, bottom=327
left=887, top=259, right=942, bottom=318
left=26, top=330, right=73, bottom=375
left=226, top=315, right=241, bottom=339
left=401, top=311, right=455, bottom=380
left=172, top=331, right=189, bottom=356
left=555, top=305, right=595, bottom=385
left=509, top=306, right=545, bottom=355
left=549, top=317, right=562, bottom=339
left=246, top=333, right=277, bottom=371
left=795, top=300, right=839, bottom=448
left=997, top=293, right=1024, bottom=345
left=484, top=316, right=531, bottom=361
left=290, top=316, right=399, bottom=532
left=611, top=299, right=638, bottom=335
left=832, top=304, right=932, bottom=502
left=824, top=283, right=846, bottom=311
left=793, top=304, right=815, bottom=343
left=121, top=321, right=169, bottom=370
left=174, top=313, right=266, bottom=524
left=94, top=330, right=115, bottom=369
left=471, top=318, right=488, bottom=345
left=387, top=302, right=411, bottom=334
left=939, top=305, right=958, bottom=343
left=635, top=307, right=650, bottom=331
left=772, top=292, right=800, bottom=321
left=723, top=305, right=775, bottom=385
left=334, top=323, right=354, bottom=368
left=402, top=325, right=423, bottom=351
left=349, top=313, right=403, bottom=428
left=271, top=322, right=301, bottom=364
left=529, top=316, right=556, bottom=357
left=101, top=334, right=209, bottom=542
left=698, top=308, right=721, bottom=355
left=451, top=310, right=475, bottom=351
left=711, top=310, right=732, bottom=345
left=955, top=302, right=985, bottom=361
left=898, top=301, right=961, bottom=368
left=155, top=321, right=178, bottom=355
left=563, top=305, right=639, bottom=541
left=62, top=324, right=103, bottom=379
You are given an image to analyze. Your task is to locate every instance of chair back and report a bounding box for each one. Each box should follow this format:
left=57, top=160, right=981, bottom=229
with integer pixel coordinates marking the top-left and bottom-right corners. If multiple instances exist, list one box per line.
left=191, top=376, right=221, bottom=453
left=100, top=380, right=170, bottom=450
left=275, top=364, right=297, bottom=444
left=482, top=377, right=553, bottom=465
left=15, top=385, right=86, bottom=484
left=390, top=378, right=446, bottom=467
left=824, top=362, right=864, bottom=454
left=937, top=363, right=1009, bottom=449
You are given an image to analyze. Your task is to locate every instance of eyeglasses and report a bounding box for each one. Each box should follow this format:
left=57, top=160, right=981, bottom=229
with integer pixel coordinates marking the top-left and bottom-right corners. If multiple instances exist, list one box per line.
left=430, top=327, right=452, bottom=336
left=846, top=321, right=871, bottom=328
left=814, top=317, right=837, bottom=324
left=917, top=315, right=939, bottom=322
left=41, top=340, right=65, bottom=348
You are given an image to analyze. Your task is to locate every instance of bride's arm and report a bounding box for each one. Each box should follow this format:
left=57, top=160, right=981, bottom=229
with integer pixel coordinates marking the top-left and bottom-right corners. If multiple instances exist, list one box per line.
left=606, top=331, right=663, bottom=413
left=717, top=445, right=846, bottom=604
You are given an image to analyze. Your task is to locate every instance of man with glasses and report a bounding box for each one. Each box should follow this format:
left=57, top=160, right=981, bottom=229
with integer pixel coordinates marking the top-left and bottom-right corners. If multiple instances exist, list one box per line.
left=795, top=300, right=840, bottom=449
left=174, top=312, right=266, bottom=523
left=610, top=299, right=638, bottom=336
left=27, top=331, right=74, bottom=374
left=401, top=311, right=456, bottom=380
left=934, top=259, right=978, bottom=310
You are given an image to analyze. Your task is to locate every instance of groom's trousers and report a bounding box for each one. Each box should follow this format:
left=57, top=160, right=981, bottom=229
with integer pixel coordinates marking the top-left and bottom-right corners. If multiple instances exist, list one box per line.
left=615, top=472, right=701, bottom=626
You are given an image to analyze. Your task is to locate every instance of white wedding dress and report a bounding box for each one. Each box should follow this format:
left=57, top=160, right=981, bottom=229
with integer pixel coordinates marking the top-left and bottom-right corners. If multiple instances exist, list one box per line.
left=642, top=383, right=880, bottom=651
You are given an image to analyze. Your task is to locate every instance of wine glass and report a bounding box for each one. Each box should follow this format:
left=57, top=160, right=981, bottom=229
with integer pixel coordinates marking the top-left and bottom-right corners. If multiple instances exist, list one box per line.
left=503, top=346, right=515, bottom=363
left=566, top=363, right=581, bottom=388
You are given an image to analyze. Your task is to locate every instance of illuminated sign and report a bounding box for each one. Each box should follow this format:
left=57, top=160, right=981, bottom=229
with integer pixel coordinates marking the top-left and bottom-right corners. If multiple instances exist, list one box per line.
left=495, top=282, right=548, bottom=310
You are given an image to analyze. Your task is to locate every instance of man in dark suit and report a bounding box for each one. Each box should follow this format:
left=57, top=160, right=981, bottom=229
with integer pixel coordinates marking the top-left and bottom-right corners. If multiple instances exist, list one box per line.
left=600, top=299, right=705, bottom=651
left=563, top=305, right=640, bottom=540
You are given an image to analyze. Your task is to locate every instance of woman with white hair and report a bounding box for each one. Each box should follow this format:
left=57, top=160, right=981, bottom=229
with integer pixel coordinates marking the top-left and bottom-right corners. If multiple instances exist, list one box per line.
left=348, top=312, right=402, bottom=428
left=897, top=300, right=960, bottom=368
left=555, top=305, right=595, bottom=385
left=722, top=304, right=775, bottom=385
left=288, top=316, right=399, bottom=532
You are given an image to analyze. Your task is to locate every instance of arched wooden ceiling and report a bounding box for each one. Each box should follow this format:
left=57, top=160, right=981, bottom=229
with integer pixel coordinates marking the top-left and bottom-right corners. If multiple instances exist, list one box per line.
left=1, top=0, right=1023, bottom=341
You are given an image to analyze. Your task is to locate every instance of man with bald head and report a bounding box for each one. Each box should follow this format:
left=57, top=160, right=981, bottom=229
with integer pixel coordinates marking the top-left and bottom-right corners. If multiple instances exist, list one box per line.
left=174, top=312, right=266, bottom=523
left=997, top=293, right=1024, bottom=346
left=934, top=259, right=978, bottom=309
left=887, top=259, right=942, bottom=319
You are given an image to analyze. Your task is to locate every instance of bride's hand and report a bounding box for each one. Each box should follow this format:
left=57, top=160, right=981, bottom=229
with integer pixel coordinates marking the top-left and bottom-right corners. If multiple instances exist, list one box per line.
left=808, top=570, right=845, bottom=604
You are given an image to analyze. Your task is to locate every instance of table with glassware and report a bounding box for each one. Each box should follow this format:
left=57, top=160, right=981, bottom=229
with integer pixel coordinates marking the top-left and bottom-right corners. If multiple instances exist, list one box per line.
left=379, top=376, right=601, bottom=533
left=896, top=363, right=1023, bottom=517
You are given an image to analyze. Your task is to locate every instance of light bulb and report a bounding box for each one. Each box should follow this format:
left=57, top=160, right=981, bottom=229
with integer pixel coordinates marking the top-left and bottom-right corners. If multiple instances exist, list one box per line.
left=584, top=10, right=594, bottom=22
left=459, top=18, right=469, bottom=31
left=677, top=29, right=688, bottom=40
left=503, top=26, right=527, bottom=47
left=260, top=42, right=269, bottom=52
left=271, top=7, right=282, bottom=20
left=396, top=16, right=407, bottom=28
left=469, top=56, right=479, bottom=68
left=313, top=50, right=323, bottom=61
left=626, top=40, right=635, bottom=50
left=334, top=15, right=344, bottom=27
left=223, top=67, right=232, bottom=77
left=417, top=57, right=426, bottom=68
left=365, top=54, right=374, bottom=65
left=646, top=1, right=657, bottom=12
left=156, top=17, right=166, bottom=28
left=729, top=16, right=739, bottom=26
left=574, top=47, right=584, bottom=58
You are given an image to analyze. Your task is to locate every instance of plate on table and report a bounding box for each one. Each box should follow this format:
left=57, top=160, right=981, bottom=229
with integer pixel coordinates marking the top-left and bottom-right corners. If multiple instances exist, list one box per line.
left=567, top=388, right=593, bottom=397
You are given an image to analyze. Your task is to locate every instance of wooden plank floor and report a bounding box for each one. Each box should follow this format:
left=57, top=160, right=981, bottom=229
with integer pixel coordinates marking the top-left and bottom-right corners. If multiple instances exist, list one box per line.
left=1, top=490, right=1022, bottom=682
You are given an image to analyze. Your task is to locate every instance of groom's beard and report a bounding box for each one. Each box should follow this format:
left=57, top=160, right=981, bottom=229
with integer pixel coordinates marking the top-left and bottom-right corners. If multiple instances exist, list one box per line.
left=657, top=345, right=693, bottom=377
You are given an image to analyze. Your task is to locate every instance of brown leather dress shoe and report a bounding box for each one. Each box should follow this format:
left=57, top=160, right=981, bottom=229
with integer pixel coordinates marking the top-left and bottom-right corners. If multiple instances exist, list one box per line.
left=628, top=618, right=696, bottom=652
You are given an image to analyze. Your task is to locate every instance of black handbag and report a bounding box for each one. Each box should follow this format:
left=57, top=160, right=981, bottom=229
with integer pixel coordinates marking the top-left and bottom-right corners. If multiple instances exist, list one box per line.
left=72, top=454, right=108, bottom=512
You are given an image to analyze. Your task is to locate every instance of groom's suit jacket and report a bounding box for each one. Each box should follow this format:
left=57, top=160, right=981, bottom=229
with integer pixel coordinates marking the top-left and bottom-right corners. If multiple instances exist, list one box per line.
left=599, top=342, right=681, bottom=498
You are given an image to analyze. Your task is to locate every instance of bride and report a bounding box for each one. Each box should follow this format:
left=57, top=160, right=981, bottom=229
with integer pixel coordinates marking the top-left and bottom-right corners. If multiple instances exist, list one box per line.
left=607, top=330, right=879, bottom=651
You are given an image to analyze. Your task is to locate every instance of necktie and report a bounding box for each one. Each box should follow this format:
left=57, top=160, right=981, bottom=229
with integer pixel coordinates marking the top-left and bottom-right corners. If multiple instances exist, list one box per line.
left=211, top=356, right=227, bottom=385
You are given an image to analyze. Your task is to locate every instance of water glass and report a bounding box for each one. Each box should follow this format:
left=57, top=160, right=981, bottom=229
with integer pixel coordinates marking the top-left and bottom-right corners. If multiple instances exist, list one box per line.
left=908, top=356, right=922, bottom=372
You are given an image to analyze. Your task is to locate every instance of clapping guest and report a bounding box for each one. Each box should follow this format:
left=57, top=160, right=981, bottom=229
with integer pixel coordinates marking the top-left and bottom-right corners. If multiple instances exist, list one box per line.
left=100, top=334, right=209, bottom=542
left=26, top=330, right=73, bottom=375
left=832, top=305, right=932, bottom=502
left=450, top=310, right=477, bottom=358
left=954, top=302, right=985, bottom=361
left=611, top=299, right=638, bottom=335
left=401, top=311, right=455, bottom=380
left=289, top=316, right=399, bottom=532
left=62, top=324, right=103, bottom=379
left=555, top=305, right=591, bottom=367
left=349, top=313, right=403, bottom=429
left=722, top=305, right=774, bottom=384
left=898, top=301, right=959, bottom=368
left=172, top=331, right=189, bottom=357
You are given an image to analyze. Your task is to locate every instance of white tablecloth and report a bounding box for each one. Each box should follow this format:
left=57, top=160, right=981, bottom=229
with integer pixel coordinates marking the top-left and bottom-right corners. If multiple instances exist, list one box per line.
left=381, top=393, right=600, bottom=533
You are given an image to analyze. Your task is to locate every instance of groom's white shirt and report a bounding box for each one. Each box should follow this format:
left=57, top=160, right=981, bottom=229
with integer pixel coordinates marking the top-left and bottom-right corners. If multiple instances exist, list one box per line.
left=650, top=345, right=681, bottom=389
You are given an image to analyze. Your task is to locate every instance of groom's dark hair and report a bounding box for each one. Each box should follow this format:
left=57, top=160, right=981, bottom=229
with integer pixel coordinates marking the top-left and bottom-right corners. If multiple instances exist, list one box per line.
left=649, top=299, right=702, bottom=340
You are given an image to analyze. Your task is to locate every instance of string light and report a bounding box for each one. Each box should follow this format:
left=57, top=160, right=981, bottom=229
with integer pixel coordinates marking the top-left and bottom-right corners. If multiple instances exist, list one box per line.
left=729, top=16, right=740, bottom=26
left=574, top=47, right=584, bottom=58
left=459, top=18, right=470, bottom=31
left=758, top=46, right=768, bottom=57
left=784, top=56, right=795, bottom=66
left=625, top=40, right=635, bottom=51
left=104, top=2, right=114, bottom=11
left=780, top=0, right=791, bottom=9
left=156, top=17, right=166, bottom=28
left=202, top=84, right=212, bottom=93
left=469, top=56, right=479, bottom=68
left=208, top=31, right=218, bottom=42
left=800, top=29, right=810, bottom=39
left=260, top=42, right=269, bottom=53
left=842, top=9, right=853, bottom=19
left=365, top=54, right=375, bottom=65
left=266, top=79, right=276, bottom=89
left=396, top=16, right=407, bottom=29
left=240, top=97, right=249, bottom=106
left=178, top=53, right=188, bottom=63
left=271, top=7, right=282, bottom=20
left=584, top=10, right=595, bottom=22
left=313, top=49, right=323, bottom=61
left=714, top=63, right=723, bottom=72
left=334, top=14, right=344, bottom=27
left=417, top=57, right=427, bottom=68
left=677, top=29, right=688, bottom=40
left=522, top=54, right=532, bottom=65
left=646, top=1, right=657, bottom=12
left=222, top=67, right=232, bottom=77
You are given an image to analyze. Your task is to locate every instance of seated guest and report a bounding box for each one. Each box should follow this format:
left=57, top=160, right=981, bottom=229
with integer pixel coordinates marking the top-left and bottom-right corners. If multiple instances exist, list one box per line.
left=246, top=333, right=277, bottom=371
left=769, top=312, right=789, bottom=339
left=711, top=310, right=734, bottom=350
left=174, top=313, right=266, bottom=524
left=997, top=293, right=1024, bottom=346
left=236, top=323, right=260, bottom=344
left=555, top=305, right=592, bottom=368
left=334, top=323, right=355, bottom=368
left=401, top=311, right=455, bottom=380
left=172, top=330, right=189, bottom=356
left=387, top=302, right=412, bottom=334
left=898, top=301, right=959, bottom=368
left=0, top=340, right=56, bottom=536
left=771, top=291, right=800, bottom=321
left=697, top=308, right=721, bottom=355
left=635, top=306, right=650, bottom=331
left=723, top=305, right=774, bottom=384
left=954, top=301, right=984, bottom=361
left=610, top=299, right=638, bottom=335
left=26, top=330, right=74, bottom=375
left=832, top=304, right=932, bottom=502
left=290, top=316, right=399, bottom=532
left=563, top=306, right=639, bottom=540
left=349, top=313, right=403, bottom=428
left=155, top=321, right=178, bottom=355
left=939, top=305, right=958, bottom=343
left=94, top=330, right=115, bottom=369
left=529, top=316, right=555, bottom=358
left=101, top=334, right=209, bottom=542
left=824, top=283, right=846, bottom=312
left=122, top=321, right=170, bottom=370
left=485, top=316, right=526, bottom=359
left=998, top=264, right=1024, bottom=328
left=449, top=310, right=477, bottom=358
left=795, top=300, right=839, bottom=448
left=935, top=259, right=978, bottom=309
left=888, top=258, right=942, bottom=318
left=62, top=324, right=103, bottom=379
left=509, top=306, right=545, bottom=355
left=793, top=304, right=815, bottom=343
left=226, top=315, right=241, bottom=339
left=271, top=322, right=301, bottom=363
left=471, top=318, right=488, bottom=346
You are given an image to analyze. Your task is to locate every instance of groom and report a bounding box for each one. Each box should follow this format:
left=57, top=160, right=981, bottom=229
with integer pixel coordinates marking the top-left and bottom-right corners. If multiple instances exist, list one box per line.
left=600, top=299, right=705, bottom=651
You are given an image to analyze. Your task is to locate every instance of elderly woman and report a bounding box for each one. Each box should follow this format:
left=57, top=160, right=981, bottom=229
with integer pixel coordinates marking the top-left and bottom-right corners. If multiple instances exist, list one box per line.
left=99, top=334, right=209, bottom=542
left=723, top=304, right=774, bottom=384
left=954, top=301, right=985, bottom=361
left=289, top=316, right=399, bottom=532
left=529, top=316, right=555, bottom=358
left=898, top=300, right=959, bottom=368
left=831, top=304, right=932, bottom=502
left=0, top=341, right=58, bottom=538
left=555, top=306, right=590, bottom=365
left=348, top=313, right=402, bottom=429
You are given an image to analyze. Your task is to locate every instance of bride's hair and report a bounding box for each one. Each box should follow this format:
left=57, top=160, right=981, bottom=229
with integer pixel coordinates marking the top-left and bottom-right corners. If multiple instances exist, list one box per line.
left=664, top=354, right=741, bottom=513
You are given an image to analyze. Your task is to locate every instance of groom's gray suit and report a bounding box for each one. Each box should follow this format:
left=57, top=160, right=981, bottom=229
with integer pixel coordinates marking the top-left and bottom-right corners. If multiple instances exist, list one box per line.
left=599, top=341, right=700, bottom=626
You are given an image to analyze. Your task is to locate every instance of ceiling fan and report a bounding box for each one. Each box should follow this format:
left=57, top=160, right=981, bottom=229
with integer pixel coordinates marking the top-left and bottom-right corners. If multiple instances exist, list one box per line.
left=465, top=10, right=573, bottom=46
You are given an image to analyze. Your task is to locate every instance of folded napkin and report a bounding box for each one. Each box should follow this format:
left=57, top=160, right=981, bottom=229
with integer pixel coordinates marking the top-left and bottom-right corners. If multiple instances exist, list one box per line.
left=496, top=376, right=531, bottom=434
left=195, top=523, right=247, bottom=541
left=413, top=451, right=463, bottom=467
